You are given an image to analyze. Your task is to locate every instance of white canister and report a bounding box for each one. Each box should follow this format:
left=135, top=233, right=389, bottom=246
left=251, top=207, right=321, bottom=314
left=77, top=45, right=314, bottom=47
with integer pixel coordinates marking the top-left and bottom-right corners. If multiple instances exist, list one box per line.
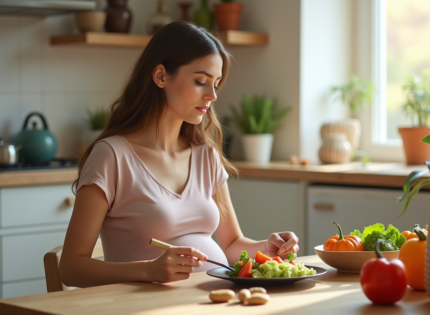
left=319, top=133, right=352, bottom=164
left=242, top=134, right=274, bottom=163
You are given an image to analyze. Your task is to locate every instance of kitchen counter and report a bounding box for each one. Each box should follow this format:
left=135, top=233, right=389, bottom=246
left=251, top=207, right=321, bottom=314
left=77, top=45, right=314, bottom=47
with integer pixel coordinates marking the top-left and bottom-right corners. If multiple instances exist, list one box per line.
left=231, top=161, right=429, bottom=189
left=0, top=255, right=428, bottom=315
left=0, top=162, right=427, bottom=188
left=0, top=169, right=78, bottom=187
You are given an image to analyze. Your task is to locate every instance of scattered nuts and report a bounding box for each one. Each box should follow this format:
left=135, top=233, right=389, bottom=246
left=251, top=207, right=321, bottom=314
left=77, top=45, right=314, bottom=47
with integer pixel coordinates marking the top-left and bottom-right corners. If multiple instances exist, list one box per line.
left=289, top=155, right=299, bottom=165
left=246, top=293, right=270, bottom=305
left=209, top=289, right=235, bottom=303
left=300, top=158, right=311, bottom=166
left=238, top=289, right=251, bottom=303
left=249, top=287, right=267, bottom=294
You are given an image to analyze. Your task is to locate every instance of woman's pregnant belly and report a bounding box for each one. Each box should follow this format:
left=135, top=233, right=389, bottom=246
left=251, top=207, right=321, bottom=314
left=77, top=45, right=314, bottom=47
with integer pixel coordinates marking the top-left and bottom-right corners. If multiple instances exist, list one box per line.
left=104, top=233, right=228, bottom=273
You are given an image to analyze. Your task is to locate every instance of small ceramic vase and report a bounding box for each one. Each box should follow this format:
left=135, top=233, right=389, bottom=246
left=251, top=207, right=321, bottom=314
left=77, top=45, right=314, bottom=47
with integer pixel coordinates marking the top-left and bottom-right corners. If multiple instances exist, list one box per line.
left=318, top=133, right=352, bottom=164
left=320, top=119, right=361, bottom=152
left=148, top=0, right=173, bottom=34
left=105, top=0, right=132, bottom=33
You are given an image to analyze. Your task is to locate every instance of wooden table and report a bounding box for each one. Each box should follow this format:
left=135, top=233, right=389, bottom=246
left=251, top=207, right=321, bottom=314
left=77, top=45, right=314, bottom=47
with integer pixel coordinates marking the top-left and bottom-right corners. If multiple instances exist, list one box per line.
left=0, top=256, right=429, bottom=315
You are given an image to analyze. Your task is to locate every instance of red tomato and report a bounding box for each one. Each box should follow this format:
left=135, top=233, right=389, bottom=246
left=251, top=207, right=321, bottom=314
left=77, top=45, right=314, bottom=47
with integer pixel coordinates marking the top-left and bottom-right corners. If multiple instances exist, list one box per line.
left=237, top=260, right=252, bottom=278
left=272, top=256, right=283, bottom=264
left=255, top=251, right=272, bottom=264
left=360, top=241, right=407, bottom=305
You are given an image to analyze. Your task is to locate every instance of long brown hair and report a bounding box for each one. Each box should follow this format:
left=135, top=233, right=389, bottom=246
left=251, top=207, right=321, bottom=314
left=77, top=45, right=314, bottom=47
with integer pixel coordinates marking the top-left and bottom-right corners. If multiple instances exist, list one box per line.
left=74, top=21, right=238, bottom=218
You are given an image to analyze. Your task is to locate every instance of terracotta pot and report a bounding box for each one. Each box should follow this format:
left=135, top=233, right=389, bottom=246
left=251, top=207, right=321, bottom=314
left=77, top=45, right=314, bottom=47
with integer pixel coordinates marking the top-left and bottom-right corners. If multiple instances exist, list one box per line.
left=398, top=127, right=430, bottom=165
left=105, top=0, right=132, bottom=33
left=213, top=2, right=243, bottom=31
left=426, top=211, right=430, bottom=297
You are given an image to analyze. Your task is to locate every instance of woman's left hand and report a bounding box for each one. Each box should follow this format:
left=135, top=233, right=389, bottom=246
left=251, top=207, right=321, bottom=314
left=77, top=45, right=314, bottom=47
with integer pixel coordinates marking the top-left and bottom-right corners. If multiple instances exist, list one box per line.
left=265, top=232, right=299, bottom=259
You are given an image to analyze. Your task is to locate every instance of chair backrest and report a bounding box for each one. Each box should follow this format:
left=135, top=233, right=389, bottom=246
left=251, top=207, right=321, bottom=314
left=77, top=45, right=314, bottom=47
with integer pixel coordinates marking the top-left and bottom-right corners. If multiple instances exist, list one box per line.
left=44, top=238, right=104, bottom=293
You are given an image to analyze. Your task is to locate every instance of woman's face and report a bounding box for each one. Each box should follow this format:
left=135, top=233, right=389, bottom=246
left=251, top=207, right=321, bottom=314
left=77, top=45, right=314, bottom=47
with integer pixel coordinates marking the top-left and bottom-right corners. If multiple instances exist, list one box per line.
left=164, top=53, right=223, bottom=125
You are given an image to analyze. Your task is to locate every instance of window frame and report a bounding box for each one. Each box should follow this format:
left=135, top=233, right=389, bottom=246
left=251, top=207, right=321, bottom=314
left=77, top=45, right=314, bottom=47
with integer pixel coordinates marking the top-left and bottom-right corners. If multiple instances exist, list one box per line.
left=357, top=0, right=404, bottom=162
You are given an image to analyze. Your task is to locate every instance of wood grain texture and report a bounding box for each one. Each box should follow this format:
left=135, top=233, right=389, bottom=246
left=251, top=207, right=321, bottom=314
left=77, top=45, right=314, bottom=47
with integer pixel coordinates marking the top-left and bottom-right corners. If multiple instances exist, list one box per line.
left=0, top=169, right=77, bottom=188
left=1, top=255, right=429, bottom=315
left=50, top=31, right=269, bottom=48
left=231, top=161, right=430, bottom=189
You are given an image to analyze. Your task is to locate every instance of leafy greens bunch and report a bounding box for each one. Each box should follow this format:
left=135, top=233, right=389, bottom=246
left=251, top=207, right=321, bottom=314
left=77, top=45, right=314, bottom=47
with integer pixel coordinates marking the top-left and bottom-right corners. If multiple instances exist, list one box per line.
left=350, top=223, right=406, bottom=251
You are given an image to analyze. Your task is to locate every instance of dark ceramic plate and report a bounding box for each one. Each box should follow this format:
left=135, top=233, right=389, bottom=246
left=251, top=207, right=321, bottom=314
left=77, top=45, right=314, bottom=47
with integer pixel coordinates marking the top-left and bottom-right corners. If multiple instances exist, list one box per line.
left=206, top=265, right=327, bottom=286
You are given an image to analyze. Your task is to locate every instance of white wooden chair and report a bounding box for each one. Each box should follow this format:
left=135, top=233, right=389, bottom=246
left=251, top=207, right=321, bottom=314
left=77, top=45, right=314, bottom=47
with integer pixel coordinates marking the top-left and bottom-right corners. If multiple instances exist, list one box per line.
left=43, top=238, right=104, bottom=292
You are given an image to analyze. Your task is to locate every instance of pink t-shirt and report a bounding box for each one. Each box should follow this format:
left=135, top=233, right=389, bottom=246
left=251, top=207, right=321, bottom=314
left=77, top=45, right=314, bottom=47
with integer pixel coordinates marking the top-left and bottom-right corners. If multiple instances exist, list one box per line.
left=77, top=135, right=229, bottom=272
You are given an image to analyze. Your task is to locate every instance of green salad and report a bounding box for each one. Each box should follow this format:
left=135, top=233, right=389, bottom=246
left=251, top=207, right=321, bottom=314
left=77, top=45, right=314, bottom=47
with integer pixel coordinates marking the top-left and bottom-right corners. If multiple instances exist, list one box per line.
left=227, top=250, right=316, bottom=279
left=350, top=223, right=407, bottom=251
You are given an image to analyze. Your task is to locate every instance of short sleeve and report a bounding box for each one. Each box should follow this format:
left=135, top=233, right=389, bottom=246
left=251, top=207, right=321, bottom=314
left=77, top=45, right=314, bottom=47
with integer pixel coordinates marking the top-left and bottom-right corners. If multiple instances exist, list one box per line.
left=77, top=141, right=117, bottom=206
left=211, top=146, right=229, bottom=195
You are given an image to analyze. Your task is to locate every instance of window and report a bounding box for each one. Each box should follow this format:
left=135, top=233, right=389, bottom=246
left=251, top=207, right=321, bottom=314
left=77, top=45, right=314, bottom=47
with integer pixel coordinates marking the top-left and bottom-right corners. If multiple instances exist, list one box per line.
left=374, top=0, right=430, bottom=145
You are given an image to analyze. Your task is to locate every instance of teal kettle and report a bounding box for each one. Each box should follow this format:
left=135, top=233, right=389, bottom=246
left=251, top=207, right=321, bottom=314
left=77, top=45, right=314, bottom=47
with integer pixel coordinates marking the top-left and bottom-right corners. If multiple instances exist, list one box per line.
left=14, top=112, right=58, bottom=163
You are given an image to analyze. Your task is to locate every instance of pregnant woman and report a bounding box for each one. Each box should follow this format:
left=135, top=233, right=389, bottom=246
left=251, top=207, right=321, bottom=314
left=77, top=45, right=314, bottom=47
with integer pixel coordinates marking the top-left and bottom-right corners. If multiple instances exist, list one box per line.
left=59, top=21, right=299, bottom=287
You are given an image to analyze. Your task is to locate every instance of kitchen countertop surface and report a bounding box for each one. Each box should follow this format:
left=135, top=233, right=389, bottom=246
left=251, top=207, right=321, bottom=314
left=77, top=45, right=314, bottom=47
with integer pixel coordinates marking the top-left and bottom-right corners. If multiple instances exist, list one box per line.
left=0, top=255, right=428, bottom=315
left=0, top=161, right=428, bottom=188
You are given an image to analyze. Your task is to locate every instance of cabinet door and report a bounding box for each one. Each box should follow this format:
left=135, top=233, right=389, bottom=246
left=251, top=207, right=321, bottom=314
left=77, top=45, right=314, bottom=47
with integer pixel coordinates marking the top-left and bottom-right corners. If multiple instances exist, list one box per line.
left=228, top=178, right=301, bottom=246
left=0, top=184, right=74, bottom=228
left=306, top=185, right=430, bottom=255
left=1, top=229, right=67, bottom=283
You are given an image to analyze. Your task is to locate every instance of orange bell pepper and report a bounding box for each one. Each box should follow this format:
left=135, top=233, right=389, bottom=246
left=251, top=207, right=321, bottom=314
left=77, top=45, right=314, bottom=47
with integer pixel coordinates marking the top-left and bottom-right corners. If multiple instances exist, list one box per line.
left=399, top=225, right=427, bottom=290
left=323, top=221, right=365, bottom=251
left=402, top=224, right=428, bottom=240
left=255, top=251, right=272, bottom=264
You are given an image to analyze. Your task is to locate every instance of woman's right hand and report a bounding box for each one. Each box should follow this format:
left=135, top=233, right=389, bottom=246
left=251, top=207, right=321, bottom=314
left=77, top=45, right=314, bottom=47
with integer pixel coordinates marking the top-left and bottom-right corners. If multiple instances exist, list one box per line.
left=142, top=247, right=208, bottom=283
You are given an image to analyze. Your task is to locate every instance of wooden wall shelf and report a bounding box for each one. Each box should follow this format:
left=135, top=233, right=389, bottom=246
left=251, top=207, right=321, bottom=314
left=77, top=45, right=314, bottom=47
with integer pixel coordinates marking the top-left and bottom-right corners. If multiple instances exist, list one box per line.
left=50, top=30, right=268, bottom=48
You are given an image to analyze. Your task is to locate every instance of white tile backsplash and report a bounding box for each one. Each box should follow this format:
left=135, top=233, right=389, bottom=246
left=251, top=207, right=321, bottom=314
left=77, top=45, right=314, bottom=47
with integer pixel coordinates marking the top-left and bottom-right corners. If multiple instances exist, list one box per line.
left=0, top=12, right=141, bottom=158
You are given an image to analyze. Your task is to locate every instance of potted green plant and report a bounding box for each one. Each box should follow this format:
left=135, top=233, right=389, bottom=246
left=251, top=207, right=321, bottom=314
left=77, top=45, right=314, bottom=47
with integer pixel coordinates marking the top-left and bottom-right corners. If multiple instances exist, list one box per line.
left=398, top=69, right=430, bottom=165
left=213, top=0, right=243, bottom=31
left=321, top=75, right=375, bottom=155
left=85, top=107, right=108, bottom=145
left=397, top=134, right=430, bottom=296
left=229, top=94, right=290, bottom=163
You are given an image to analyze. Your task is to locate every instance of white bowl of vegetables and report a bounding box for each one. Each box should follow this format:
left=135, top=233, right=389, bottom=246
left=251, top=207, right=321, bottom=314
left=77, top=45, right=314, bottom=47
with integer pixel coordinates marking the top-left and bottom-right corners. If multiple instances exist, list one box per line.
left=314, top=223, right=403, bottom=273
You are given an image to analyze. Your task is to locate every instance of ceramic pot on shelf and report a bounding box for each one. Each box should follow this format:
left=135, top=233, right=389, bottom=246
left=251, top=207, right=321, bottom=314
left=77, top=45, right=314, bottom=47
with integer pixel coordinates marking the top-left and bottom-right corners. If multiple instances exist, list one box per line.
left=320, top=119, right=361, bottom=152
left=74, top=11, right=107, bottom=33
left=105, top=0, right=132, bottom=33
left=318, top=133, right=352, bottom=164
left=242, top=134, right=273, bottom=163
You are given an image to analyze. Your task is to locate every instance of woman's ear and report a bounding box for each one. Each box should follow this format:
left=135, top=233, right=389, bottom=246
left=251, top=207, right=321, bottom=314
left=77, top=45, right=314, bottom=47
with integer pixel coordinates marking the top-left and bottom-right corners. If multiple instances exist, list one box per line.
left=153, top=64, right=168, bottom=88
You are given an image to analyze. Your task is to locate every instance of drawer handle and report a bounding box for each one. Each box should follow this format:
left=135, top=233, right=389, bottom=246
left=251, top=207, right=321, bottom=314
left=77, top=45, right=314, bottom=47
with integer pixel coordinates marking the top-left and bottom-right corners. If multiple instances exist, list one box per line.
left=65, top=197, right=75, bottom=206
left=313, top=203, right=334, bottom=210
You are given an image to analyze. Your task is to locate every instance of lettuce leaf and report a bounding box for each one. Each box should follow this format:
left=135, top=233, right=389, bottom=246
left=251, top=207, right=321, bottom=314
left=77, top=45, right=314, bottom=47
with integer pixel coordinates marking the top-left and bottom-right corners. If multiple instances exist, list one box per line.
left=350, top=223, right=406, bottom=251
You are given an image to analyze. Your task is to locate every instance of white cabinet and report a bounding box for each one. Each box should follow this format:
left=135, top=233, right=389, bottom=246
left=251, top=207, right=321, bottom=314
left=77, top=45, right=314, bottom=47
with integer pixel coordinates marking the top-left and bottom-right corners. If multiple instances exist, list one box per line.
left=306, top=185, right=430, bottom=255
left=228, top=178, right=304, bottom=249
left=0, top=184, right=74, bottom=298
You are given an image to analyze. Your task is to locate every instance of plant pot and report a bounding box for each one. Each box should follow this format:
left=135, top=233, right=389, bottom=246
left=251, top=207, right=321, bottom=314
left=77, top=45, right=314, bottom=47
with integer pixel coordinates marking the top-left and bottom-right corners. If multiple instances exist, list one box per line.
left=242, top=134, right=273, bottom=163
left=398, top=127, right=430, bottom=165
left=318, top=133, right=352, bottom=164
left=320, top=119, right=361, bottom=152
left=74, top=11, right=107, bottom=33
left=213, top=2, right=243, bottom=31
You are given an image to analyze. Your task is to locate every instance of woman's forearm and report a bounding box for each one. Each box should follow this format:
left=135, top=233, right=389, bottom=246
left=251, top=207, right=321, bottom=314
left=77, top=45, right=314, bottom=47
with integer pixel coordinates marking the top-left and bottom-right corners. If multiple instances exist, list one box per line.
left=223, top=237, right=266, bottom=264
left=59, top=256, right=151, bottom=288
